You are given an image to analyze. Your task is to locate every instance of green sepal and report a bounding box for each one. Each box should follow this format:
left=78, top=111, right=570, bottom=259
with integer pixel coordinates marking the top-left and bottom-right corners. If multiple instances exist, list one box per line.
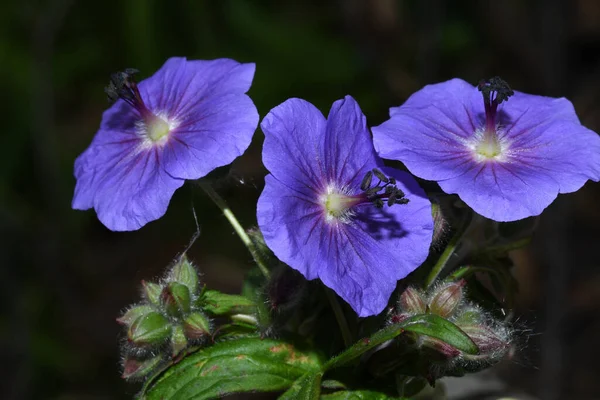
left=170, top=324, right=188, bottom=358
left=117, top=304, right=154, bottom=327
left=122, top=354, right=164, bottom=381
left=199, top=289, right=256, bottom=315
left=141, top=281, right=162, bottom=305
left=141, top=337, right=321, bottom=399
left=128, top=312, right=172, bottom=347
left=161, top=282, right=191, bottom=317
left=168, top=255, right=199, bottom=295
left=183, top=311, right=211, bottom=340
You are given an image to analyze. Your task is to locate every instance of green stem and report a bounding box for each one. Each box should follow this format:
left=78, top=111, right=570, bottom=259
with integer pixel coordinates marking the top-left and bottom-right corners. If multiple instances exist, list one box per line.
left=424, top=212, right=472, bottom=289
left=324, top=286, right=353, bottom=348
left=197, top=181, right=270, bottom=279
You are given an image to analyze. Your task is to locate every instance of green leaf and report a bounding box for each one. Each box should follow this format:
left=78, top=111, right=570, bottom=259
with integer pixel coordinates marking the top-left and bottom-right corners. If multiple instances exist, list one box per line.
left=279, top=372, right=323, bottom=399
left=401, top=314, right=478, bottom=355
left=325, top=314, right=478, bottom=371
left=321, top=390, right=402, bottom=399
left=199, top=289, right=256, bottom=315
left=141, top=337, right=321, bottom=399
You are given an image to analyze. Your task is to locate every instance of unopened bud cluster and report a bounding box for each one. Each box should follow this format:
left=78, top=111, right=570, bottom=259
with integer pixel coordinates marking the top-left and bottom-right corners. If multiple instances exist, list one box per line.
left=389, top=280, right=512, bottom=380
left=118, top=255, right=211, bottom=381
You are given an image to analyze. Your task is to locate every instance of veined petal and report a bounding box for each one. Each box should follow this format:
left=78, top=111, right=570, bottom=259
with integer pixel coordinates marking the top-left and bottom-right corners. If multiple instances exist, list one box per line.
left=162, top=93, right=259, bottom=180
left=73, top=128, right=183, bottom=231
left=260, top=98, right=328, bottom=193
left=373, top=108, right=475, bottom=181
left=324, top=96, right=380, bottom=185
left=140, top=57, right=256, bottom=120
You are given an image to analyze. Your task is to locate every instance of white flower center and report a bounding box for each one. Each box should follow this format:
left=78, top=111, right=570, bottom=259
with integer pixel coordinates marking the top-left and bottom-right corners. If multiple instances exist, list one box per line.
left=319, top=185, right=360, bottom=224
left=136, top=112, right=179, bottom=148
left=147, top=117, right=170, bottom=142
left=467, top=127, right=510, bottom=162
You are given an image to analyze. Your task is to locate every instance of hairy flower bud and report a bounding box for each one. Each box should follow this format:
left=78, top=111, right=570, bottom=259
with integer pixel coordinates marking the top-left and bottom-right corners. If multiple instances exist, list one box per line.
left=161, top=282, right=192, bottom=317
left=429, top=280, right=465, bottom=318
left=183, top=311, right=211, bottom=341
left=431, top=202, right=449, bottom=248
left=142, top=280, right=162, bottom=305
left=460, top=324, right=509, bottom=355
left=170, top=324, right=188, bottom=357
left=398, top=287, right=427, bottom=314
left=117, top=304, right=153, bottom=326
left=421, top=336, right=461, bottom=360
left=128, top=312, right=172, bottom=347
left=168, top=255, right=199, bottom=295
left=122, top=354, right=163, bottom=381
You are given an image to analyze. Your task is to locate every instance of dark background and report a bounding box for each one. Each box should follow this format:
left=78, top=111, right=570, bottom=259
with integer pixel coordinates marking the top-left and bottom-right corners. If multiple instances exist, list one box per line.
left=2, top=0, right=600, bottom=399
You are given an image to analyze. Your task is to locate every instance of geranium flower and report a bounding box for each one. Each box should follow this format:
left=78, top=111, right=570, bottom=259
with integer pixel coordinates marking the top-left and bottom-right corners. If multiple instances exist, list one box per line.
left=372, top=77, right=600, bottom=221
left=72, top=57, right=259, bottom=230
left=257, top=96, right=433, bottom=317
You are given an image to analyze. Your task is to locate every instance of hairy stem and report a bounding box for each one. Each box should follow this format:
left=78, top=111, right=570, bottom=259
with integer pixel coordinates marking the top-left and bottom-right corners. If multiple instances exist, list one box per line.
left=425, top=212, right=472, bottom=288
left=197, top=181, right=270, bottom=279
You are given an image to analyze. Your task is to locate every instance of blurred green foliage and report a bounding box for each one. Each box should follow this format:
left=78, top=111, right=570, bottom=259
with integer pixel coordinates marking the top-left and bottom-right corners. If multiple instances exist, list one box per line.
left=1, top=0, right=599, bottom=399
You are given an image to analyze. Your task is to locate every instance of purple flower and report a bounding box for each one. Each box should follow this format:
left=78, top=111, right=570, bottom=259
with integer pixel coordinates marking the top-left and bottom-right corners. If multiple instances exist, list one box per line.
left=257, top=96, right=433, bottom=317
left=372, top=78, right=600, bottom=221
left=72, top=57, right=259, bottom=231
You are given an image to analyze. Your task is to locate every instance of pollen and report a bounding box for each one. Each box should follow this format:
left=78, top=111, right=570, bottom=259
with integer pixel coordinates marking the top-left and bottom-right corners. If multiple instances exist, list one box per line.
left=137, top=112, right=179, bottom=148
left=468, top=127, right=510, bottom=163
left=320, top=185, right=359, bottom=223
left=147, top=117, right=170, bottom=142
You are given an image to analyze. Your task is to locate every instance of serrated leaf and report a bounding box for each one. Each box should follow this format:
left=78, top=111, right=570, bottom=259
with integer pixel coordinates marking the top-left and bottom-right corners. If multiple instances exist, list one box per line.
left=321, top=390, right=402, bottom=399
left=324, top=314, right=477, bottom=371
left=141, top=337, right=321, bottom=400
left=279, top=372, right=323, bottom=399
left=200, top=289, right=256, bottom=315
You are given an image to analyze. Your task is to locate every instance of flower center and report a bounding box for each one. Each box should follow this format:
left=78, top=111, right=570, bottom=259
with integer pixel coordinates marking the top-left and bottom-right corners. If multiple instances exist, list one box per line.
left=146, top=116, right=171, bottom=142
left=324, top=192, right=361, bottom=220
left=105, top=68, right=173, bottom=144
left=320, top=169, right=410, bottom=224
left=471, top=77, right=514, bottom=161
left=474, top=129, right=502, bottom=158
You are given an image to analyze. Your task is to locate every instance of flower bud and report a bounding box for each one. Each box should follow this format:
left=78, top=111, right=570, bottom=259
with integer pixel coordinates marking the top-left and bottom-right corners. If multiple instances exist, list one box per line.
left=431, top=202, right=449, bottom=248
left=183, top=311, right=211, bottom=341
left=398, top=287, right=426, bottom=314
left=429, top=280, right=465, bottom=318
left=168, top=255, right=199, bottom=295
left=453, top=306, right=482, bottom=325
left=170, top=324, right=188, bottom=357
left=122, top=354, right=163, bottom=381
left=127, top=312, right=172, bottom=347
left=460, top=324, right=509, bottom=355
left=161, top=282, right=191, bottom=317
left=142, top=280, right=162, bottom=305
left=117, top=304, right=153, bottom=326
left=421, top=336, right=461, bottom=360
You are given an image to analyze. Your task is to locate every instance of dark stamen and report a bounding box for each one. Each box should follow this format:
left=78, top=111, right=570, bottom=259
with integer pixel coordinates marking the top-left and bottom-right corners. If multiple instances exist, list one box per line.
left=360, top=171, right=373, bottom=191
left=104, top=68, right=152, bottom=118
left=477, top=76, right=514, bottom=131
left=360, top=168, right=409, bottom=209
